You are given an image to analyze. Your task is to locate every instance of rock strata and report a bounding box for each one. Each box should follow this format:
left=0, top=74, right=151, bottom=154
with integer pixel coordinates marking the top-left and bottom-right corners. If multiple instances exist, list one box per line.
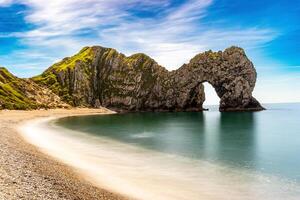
left=175, top=47, right=264, bottom=111
left=33, top=46, right=264, bottom=112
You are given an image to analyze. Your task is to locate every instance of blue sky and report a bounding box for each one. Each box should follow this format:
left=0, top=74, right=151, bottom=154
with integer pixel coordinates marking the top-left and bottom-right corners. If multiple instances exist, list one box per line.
left=0, top=0, right=299, bottom=103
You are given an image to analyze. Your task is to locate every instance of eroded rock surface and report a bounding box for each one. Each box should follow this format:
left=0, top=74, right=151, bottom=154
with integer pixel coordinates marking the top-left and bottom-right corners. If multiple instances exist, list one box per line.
left=33, top=46, right=264, bottom=112
left=175, top=47, right=264, bottom=111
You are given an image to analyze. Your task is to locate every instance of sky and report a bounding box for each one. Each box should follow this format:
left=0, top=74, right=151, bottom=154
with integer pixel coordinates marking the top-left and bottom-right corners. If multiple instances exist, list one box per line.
left=0, top=0, right=299, bottom=104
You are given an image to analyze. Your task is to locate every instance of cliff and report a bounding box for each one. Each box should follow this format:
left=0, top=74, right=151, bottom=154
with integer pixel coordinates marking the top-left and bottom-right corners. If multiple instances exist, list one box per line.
left=32, top=46, right=264, bottom=112
left=0, top=67, right=68, bottom=110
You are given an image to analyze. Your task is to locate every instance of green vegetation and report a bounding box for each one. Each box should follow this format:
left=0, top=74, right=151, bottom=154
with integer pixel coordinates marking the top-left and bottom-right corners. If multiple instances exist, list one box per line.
left=32, top=47, right=95, bottom=105
left=0, top=67, right=16, bottom=83
left=51, top=46, right=94, bottom=71
left=207, top=51, right=219, bottom=60
left=0, top=67, right=39, bottom=110
left=125, top=53, right=154, bottom=68
left=190, top=50, right=220, bottom=64
left=1, top=46, right=162, bottom=110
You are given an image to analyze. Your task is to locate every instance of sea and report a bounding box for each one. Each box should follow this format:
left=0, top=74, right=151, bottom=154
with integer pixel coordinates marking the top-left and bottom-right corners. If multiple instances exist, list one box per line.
left=21, top=103, right=300, bottom=200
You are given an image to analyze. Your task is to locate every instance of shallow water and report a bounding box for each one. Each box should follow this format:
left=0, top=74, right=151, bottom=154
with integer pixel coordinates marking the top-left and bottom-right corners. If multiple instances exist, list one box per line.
left=56, top=103, right=300, bottom=181
left=21, top=103, right=300, bottom=199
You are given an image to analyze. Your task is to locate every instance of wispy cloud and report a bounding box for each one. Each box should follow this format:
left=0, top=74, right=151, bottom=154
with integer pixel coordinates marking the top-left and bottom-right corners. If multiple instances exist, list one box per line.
left=1, top=0, right=277, bottom=71
left=0, top=0, right=13, bottom=6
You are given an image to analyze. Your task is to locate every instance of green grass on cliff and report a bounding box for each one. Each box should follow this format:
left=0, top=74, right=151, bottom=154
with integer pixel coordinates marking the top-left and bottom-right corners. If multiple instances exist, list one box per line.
left=32, top=70, right=70, bottom=104
left=31, top=46, right=161, bottom=106
left=0, top=67, right=38, bottom=110
left=0, top=67, right=16, bottom=83
left=125, top=53, right=154, bottom=68
left=51, top=46, right=94, bottom=71
left=32, top=47, right=95, bottom=105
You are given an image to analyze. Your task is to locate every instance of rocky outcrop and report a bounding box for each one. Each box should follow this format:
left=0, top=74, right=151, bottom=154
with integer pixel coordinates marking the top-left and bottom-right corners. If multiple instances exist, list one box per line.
left=174, top=47, right=264, bottom=111
left=0, top=67, right=69, bottom=110
left=33, top=46, right=264, bottom=112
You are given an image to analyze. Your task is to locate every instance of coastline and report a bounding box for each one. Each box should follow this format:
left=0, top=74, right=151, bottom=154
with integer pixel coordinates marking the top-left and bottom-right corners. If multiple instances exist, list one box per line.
left=0, top=108, right=128, bottom=200
left=2, top=107, right=300, bottom=200
left=17, top=109, right=300, bottom=200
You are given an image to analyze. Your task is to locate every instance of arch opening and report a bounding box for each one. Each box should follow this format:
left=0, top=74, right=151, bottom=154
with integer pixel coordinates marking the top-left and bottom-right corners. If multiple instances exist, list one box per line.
left=203, top=82, right=220, bottom=107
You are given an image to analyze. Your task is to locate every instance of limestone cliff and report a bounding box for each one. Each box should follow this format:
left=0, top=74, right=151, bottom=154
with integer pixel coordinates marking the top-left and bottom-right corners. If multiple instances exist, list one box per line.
left=32, top=46, right=264, bottom=112
left=175, top=47, right=263, bottom=111
left=0, top=67, right=68, bottom=110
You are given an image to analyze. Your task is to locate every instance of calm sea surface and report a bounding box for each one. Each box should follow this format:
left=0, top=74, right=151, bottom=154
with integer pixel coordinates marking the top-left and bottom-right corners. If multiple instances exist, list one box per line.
left=55, top=103, right=300, bottom=182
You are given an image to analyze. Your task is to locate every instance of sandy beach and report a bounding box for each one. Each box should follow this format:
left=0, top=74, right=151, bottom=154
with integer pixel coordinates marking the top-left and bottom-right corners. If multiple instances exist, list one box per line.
left=0, top=108, right=128, bottom=200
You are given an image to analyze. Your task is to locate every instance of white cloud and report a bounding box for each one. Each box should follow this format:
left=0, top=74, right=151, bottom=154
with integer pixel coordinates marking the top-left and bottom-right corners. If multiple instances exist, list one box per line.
left=0, top=0, right=13, bottom=6
left=98, top=14, right=276, bottom=68
left=167, top=0, right=212, bottom=21
left=1, top=0, right=278, bottom=70
left=2, top=0, right=298, bottom=103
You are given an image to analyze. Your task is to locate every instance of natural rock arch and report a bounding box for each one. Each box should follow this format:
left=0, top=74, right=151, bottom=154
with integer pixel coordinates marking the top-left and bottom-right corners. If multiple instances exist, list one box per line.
left=34, top=46, right=264, bottom=112
left=169, top=46, right=264, bottom=111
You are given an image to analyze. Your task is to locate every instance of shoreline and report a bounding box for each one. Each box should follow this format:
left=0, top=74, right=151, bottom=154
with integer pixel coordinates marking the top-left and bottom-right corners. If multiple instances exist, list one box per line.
left=0, top=108, right=128, bottom=200
left=2, top=107, right=300, bottom=200
left=19, top=114, right=216, bottom=200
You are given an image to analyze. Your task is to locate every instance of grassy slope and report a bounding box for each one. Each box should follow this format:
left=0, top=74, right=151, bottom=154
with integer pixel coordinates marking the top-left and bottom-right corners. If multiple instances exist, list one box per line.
left=32, top=47, right=94, bottom=104
left=0, top=67, right=39, bottom=109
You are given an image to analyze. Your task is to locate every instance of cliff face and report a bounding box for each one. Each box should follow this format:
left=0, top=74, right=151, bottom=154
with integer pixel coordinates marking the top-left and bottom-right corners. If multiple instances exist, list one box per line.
left=32, top=46, right=264, bottom=112
left=0, top=67, right=68, bottom=110
left=32, top=46, right=198, bottom=111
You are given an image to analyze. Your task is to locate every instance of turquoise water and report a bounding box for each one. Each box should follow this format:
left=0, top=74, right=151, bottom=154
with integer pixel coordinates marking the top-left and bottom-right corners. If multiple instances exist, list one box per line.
left=56, top=103, right=300, bottom=183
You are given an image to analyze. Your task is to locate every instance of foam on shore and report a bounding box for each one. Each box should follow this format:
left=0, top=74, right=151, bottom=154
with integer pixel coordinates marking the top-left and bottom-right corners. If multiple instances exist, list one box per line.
left=19, top=117, right=300, bottom=200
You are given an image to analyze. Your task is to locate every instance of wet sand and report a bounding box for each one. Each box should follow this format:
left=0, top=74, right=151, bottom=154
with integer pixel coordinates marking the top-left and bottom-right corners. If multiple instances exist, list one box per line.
left=0, top=108, right=128, bottom=200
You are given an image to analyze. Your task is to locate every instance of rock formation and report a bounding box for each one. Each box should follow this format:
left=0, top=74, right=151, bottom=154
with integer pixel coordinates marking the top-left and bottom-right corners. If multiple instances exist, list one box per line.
left=32, top=46, right=264, bottom=112
left=0, top=67, right=68, bottom=110
left=174, top=47, right=264, bottom=111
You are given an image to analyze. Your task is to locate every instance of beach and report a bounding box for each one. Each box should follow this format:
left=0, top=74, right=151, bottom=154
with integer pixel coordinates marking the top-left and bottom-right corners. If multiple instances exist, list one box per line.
left=1, top=107, right=300, bottom=200
left=0, top=108, right=127, bottom=200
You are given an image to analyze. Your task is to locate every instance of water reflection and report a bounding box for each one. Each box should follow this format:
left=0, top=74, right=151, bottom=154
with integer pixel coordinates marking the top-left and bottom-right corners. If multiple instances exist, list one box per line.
left=57, top=111, right=257, bottom=168
left=56, top=105, right=300, bottom=181
left=215, top=112, right=257, bottom=168
left=57, top=112, right=206, bottom=158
